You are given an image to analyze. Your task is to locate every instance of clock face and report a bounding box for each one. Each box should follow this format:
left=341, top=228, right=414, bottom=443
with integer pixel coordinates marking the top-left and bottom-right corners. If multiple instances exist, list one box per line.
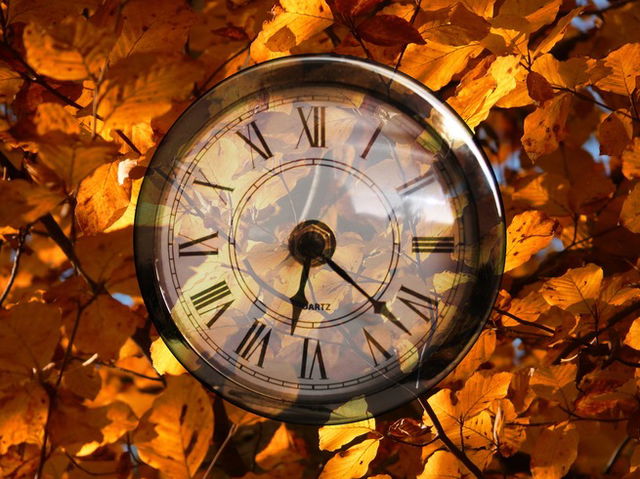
left=135, top=56, right=505, bottom=424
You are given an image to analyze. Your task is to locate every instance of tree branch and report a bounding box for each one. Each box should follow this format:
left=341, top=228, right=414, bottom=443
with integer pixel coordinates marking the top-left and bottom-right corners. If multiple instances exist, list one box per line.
left=493, top=307, right=555, bottom=335
left=0, top=227, right=27, bottom=307
left=419, top=396, right=485, bottom=479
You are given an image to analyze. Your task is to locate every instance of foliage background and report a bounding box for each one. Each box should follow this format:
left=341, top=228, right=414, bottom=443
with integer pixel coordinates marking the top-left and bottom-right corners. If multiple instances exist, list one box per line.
left=1, top=0, right=640, bottom=477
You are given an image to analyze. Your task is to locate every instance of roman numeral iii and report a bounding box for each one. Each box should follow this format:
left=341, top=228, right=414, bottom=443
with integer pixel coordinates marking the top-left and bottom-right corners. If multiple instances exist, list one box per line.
left=235, top=321, right=271, bottom=367
left=299, top=338, right=328, bottom=379
left=236, top=121, right=273, bottom=159
left=179, top=232, right=219, bottom=256
left=297, top=106, right=326, bottom=148
left=190, top=280, right=234, bottom=327
left=412, top=236, right=454, bottom=253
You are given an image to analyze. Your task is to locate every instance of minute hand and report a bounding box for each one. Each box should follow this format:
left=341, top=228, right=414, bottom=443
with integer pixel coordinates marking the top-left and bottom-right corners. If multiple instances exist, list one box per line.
left=323, top=256, right=410, bottom=334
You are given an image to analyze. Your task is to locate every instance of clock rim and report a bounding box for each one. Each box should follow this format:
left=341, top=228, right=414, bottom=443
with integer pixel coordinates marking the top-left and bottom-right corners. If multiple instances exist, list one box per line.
left=133, top=53, right=506, bottom=425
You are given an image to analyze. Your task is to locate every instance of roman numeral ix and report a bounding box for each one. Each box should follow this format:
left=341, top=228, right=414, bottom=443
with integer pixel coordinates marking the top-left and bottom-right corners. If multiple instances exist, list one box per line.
left=412, top=236, right=455, bottom=253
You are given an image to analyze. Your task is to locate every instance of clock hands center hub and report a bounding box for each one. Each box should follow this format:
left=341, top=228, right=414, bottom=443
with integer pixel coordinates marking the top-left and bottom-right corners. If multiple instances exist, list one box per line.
left=288, top=219, right=336, bottom=267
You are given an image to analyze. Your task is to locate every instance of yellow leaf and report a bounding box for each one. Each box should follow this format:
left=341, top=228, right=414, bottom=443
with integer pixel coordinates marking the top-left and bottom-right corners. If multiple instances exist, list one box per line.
left=448, top=55, right=520, bottom=128
left=76, top=401, right=138, bottom=456
left=455, top=371, right=512, bottom=419
left=0, top=179, right=63, bottom=228
left=76, top=160, right=132, bottom=235
left=505, top=211, right=558, bottom=272
left=96, top=55, right=203, bottom=131
left=596, top=43, right=640, bottom=95
left=532, top=7, right=583, bottom=56
left=624, top=318, right=640, bottom=350
left=256, top=424, right=301, bottom=470
left=23, top=17, right=115, bottom=81
left=521, top=92, right=571, bottom=160
left=418, top=450, right=462, bottom=478
left=442, top=329, right=496, bottom=386
left=540, top=264, right=603, bottom=314
left=37, top=133, right=120, bottom=192
left=621, top=183, right=640, bottom=233
left=511, top=172, right=571, bottom=217
left=319, top=438, right=380, bottom=479
left=250, top=0, right=333, bottom=62
left=401, top=41, right=484, bottom=91
left=150, top=337, right=187, bottom=376
left=492, top=0, right=561, bottom=34
left=134, top=375, right=214, bottom=479
left=432, top=270, right=474, bottom=295
left=319, top=416, right=376, bottom=452
left=532, top=54, right=606, bottom=90
left=35, top=103, right=81, bottom=136
left=531, top=422, right=578, bottom=479
left=530, top=364, right=578, bottom=403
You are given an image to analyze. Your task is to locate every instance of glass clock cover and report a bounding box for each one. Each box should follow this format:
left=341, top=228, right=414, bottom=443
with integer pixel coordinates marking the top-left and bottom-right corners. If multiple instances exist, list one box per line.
left=134, top=54, right=505, bottom=425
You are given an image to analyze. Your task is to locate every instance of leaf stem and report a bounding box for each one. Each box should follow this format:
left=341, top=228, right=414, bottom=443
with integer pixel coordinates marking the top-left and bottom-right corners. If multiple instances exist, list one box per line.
left=0, top=226, right=27, bottom=307
left=201, top=423, right=238, bottom=479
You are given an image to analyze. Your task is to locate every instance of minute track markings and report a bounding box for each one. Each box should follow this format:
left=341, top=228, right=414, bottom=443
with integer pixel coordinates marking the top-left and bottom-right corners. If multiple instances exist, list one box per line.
left=396, top=170, right=436, bottom=196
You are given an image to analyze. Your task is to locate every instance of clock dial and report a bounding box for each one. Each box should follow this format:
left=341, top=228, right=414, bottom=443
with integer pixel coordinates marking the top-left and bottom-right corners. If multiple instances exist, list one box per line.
left=135, top=56, right=505, bottom=424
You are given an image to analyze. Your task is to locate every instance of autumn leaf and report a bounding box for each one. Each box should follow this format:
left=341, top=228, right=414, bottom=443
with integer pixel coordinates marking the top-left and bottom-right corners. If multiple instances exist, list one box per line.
left=527, top=71, right=555, bottom=104
left=133, top=375, right=213, bottom=479
left=505, top=210, right=559, bottom=272
left=598, top=111, right=632, bottom=157
left=595, top=43, right=640, bottom=96
left=530, top=422, right=579, bottom=479
left=319, top=417, right=376, bottom=451
left=0, top=179, right=63, bottom=228
left=521, top=92, right=571, bottom=161
left=621, top=183, right=640, bottom=233
left=256, top=424, right=302, bottom=470
left=540, top=264, right=603, bottom=315
left=319, top=438, right=380, bottom=479
left=23, top=17, right=115, bottom=81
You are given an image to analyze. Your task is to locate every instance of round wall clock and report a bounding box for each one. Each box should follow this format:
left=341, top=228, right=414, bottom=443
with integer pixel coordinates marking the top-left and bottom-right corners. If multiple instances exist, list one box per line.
left=134, top=54, right=505, bottom=425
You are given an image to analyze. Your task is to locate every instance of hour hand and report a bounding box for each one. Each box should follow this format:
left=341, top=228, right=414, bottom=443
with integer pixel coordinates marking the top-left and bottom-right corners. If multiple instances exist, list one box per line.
left=289, top=257, right=312, bottom=335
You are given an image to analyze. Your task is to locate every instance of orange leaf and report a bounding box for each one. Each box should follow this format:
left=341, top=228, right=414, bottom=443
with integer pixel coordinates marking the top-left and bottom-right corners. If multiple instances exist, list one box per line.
left=319, top=438, right=380, bottom=479
left=530, top=422, right=578, bottom=479
left=521, top=92, right=571, bottom=161
left=621, top=182, right=640, bottom=233
left=540, top=263, right=603, bottom=315
left=0, top=179, right=63, bottom=228
left=527, top=71, right=555, bottom=104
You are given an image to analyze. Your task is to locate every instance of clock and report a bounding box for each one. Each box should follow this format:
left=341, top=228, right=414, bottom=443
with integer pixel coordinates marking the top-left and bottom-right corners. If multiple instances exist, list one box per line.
left=134, top=54, right=505, bottom=425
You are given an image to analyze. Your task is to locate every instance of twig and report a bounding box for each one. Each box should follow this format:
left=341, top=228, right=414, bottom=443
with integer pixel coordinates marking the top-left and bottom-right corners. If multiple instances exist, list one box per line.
left=70, top=356, right=165, bottom=383
left=393, top=0, right=423, bottom=74
left=603, top=436, right=631, bottom=475
left=0, top=227, right=27, bottom=307
left=553, top=300, right=640, bottom=364
left=419, top=397, right=485, bottom=479
left=65, top=452, right=118, bottom=476
left=36, top=296, right=98, bottom=479
left=493, top=307, right=555, bottom=334
left=201, top=423, right=238, bottom=479
left=552, top=86, right=640, bottom=122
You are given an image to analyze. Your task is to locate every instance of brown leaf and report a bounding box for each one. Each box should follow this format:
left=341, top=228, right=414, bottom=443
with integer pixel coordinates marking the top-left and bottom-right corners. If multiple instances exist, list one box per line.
left=596, top=43, right=640, bottom=95
left=621, top=182, right=640, bottom=233
left=0, top=381, right=49, bottom=455
left=332, top=0, right=385, bottom=18
left=540, top=264, right=603, bottom=315
left=598, top=111, right=632, bottom=157
left=622, top=137, right=640, bottom=180
left=527, top=71, right=555, bottom=103
left=357, top=15, right=425, bottom=46
left=530, top=422, right=578, bottom=479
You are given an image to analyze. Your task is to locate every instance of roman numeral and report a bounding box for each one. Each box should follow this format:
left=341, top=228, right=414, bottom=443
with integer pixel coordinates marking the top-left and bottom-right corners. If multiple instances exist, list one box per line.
left=361, top=122, right=383, bottom=159
left=178, top=232, right=219, bottom=257
left=299, top=338, right=327, bottom=379
left=236, top=121, right=273, bottom=160
left=398, top=285, right=438, bottom=323
left=412, top=236, right=455, bottom=253
left=297, top=106, right=326, bottom=148
left=190, top=281, right=234, bottom=328
left=396, top=171, right=436, bottom=196
left=363, top=329, right=391, bottom=366
left=235, top=321, right=271, bottom=367
left=193, top=179, right=234, bottom=192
